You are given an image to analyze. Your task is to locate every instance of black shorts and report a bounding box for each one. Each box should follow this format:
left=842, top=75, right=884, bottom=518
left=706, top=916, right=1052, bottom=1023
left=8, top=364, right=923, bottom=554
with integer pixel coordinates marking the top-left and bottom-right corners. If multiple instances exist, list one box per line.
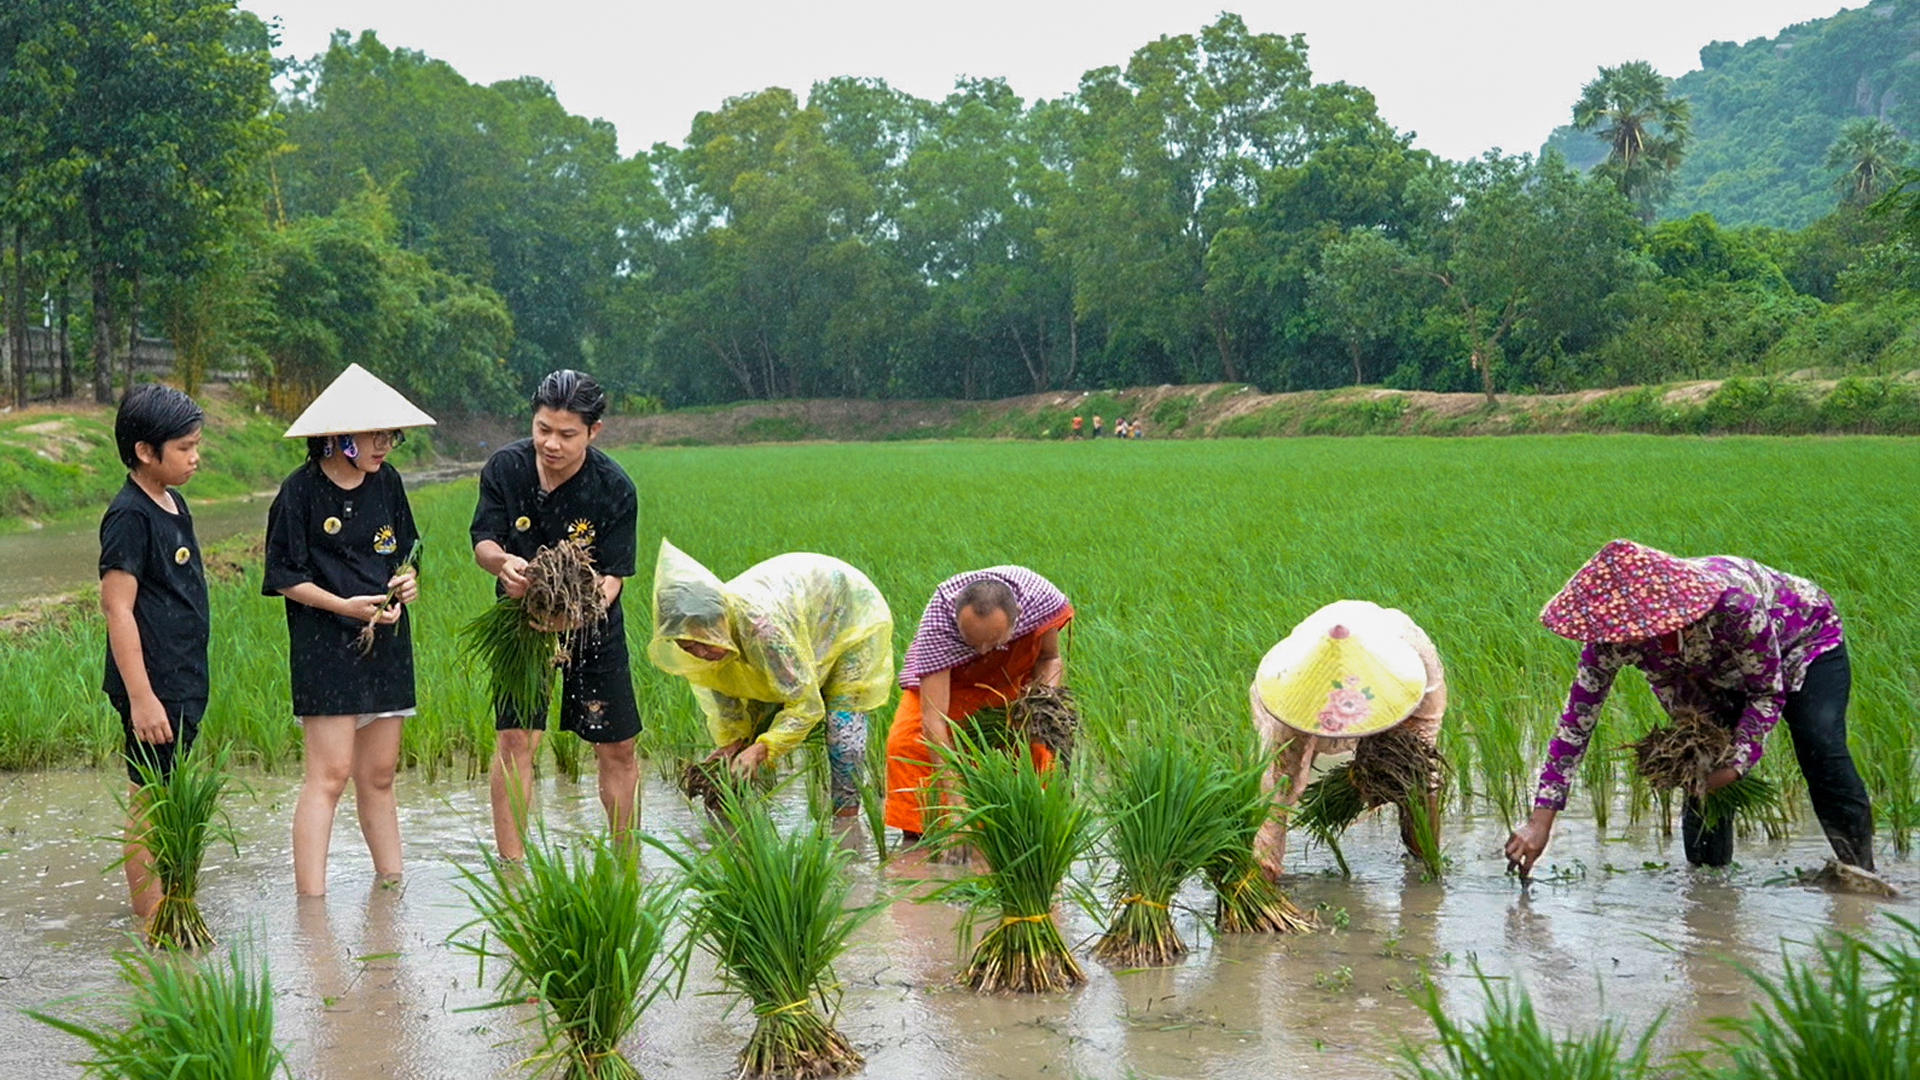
left=493, top=638, right=641, bottom=744
left=110, top=696, right=206, bottom=784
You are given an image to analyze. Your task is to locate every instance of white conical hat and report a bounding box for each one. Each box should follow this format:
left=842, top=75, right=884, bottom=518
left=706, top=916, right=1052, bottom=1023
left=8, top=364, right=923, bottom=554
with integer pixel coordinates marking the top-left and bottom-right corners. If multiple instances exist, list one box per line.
left=283, top=363, right=436, bottom=438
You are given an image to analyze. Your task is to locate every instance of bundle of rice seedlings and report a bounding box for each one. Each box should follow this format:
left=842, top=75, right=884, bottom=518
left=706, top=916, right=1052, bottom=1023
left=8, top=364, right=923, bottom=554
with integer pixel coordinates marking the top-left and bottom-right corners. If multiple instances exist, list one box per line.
left=1091, top=726, right=1258, bottom=966
left=458, top=832, right=682, bottom=1080
left=1197, top=735, right=1315, bottom=934
left=957, top=683, right=1082, bottom=764
left=460, top=541, right=604, bottom=719
left=1626, top=711, right=1787, bottom=835
left=1398, top=966, right=1665, bottom=1080
left=354, top=538, right=423, bottom=656
left=127, top=747, right=235, bottom=950
left=670, top=787, right=878, bottom=1078
left=1293, top=726, right=1447, bottom=877
left=931, top=725, right=1094, bottom=993
left=680, top=757, right=729, bottom=816
left=28, top=942, right=289, bottom=1078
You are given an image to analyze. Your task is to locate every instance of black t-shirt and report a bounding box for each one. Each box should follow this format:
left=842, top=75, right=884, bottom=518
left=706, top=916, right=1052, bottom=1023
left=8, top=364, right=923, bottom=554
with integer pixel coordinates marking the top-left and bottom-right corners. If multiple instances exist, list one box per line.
left=263, top=462, right=420, bottom=715
left=99, top=478, right=210, bottom=702
left=469, top=439, right=638, bottom=642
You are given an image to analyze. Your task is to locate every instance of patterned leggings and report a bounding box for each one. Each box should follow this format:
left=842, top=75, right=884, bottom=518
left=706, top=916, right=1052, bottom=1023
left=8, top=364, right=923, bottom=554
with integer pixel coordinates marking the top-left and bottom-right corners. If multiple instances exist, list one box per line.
left=825, top=710, right=867, bottom=811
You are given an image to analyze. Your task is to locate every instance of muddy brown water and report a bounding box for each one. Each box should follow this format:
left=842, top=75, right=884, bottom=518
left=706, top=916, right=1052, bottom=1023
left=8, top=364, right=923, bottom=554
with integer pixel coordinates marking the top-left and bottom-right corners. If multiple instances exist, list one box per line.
left=0, top=766, right=1909, bottom=1080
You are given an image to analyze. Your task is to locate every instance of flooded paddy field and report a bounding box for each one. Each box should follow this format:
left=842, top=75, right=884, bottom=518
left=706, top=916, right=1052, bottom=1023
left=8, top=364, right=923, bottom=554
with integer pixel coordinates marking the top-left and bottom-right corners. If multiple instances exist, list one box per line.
left=0, top=765, right=1907, bottom=1080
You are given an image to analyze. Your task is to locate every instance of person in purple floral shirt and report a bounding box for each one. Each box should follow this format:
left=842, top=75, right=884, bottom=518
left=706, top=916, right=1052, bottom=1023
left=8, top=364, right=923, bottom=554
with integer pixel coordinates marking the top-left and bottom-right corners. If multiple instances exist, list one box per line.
left=1505, top=539, right=1873, bottom=872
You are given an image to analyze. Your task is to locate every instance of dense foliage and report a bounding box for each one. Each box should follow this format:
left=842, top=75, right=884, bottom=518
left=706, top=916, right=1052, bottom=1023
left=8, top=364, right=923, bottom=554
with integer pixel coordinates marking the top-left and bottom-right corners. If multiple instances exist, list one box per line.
left=1, top=5, right=1915, bottom=414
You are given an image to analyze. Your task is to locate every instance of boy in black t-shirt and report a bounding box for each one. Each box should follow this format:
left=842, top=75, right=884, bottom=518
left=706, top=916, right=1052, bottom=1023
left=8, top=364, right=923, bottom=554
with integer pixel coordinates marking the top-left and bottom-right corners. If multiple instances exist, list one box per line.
left=470, top=370, right=641, bottom=857
left=98, top=384, right=209, bottom=919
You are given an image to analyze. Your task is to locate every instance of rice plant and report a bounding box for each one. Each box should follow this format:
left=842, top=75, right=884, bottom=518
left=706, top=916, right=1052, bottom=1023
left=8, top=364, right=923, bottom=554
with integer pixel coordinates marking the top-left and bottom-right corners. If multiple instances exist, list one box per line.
left=1397, top=968, right=1666, bottom=1079
left=929, top=724, right=1095, bottom=993
left=354, top=537, right=424, bottom=656
left=1090, top=724, right=1263, bottom=966
left=666, top=783, right=879, bottom=1078
left=1194, top=730, right=1314, bottom=934
left=1708, top=915, right=1920, bottom=1080
left=1293, top=728, right=1447, bottom=877
left=27, top=942, right=289, bottom=1079
left=457, top=831, right=683, bottom=1080
left=459, top=541, right=605, bottom=722
left=125, top=747, right=236, bottom=950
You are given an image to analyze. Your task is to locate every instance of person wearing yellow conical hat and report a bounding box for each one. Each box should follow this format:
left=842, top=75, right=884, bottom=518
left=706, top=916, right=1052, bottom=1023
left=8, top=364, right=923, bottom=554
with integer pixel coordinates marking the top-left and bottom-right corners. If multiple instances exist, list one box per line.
left=1250, top=600, right=1447, bottom=878
left=264, top=363, right=435, bottom=896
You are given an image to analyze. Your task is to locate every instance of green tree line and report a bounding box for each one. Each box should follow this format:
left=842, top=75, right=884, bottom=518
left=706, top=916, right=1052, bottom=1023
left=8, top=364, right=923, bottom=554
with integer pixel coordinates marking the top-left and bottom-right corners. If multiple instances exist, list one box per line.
left=1, top=4, right=1916, bottom=416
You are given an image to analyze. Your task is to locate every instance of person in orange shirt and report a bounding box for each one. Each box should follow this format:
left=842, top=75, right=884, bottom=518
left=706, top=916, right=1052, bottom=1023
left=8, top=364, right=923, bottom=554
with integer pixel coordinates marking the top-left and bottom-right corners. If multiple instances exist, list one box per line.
left=884, top=567, right=1072, bottom=843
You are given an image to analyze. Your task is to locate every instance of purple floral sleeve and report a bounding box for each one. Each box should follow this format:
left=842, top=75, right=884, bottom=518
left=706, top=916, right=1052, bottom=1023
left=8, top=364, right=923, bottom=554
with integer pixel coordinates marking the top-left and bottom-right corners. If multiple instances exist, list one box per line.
left=1533, top=642, right=1625, bottom=810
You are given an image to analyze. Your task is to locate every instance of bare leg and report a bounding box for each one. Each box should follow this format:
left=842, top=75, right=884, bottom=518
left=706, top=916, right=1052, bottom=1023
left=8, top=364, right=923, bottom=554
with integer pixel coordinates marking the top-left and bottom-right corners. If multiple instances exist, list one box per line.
left=351, top=716, right=405, bottom=880
left=124, top=782, right=161, bottom=919
left=294, top=716, right=358, bottom=896
left=490, top=728, right=541, bottom=860
left=593, top=738, right=640, bottom=841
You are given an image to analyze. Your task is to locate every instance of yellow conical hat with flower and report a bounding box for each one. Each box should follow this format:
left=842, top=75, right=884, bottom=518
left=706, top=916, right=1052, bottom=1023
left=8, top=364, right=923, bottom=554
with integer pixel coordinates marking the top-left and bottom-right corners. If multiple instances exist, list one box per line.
left=1255, top=600, right=1426, bottom=737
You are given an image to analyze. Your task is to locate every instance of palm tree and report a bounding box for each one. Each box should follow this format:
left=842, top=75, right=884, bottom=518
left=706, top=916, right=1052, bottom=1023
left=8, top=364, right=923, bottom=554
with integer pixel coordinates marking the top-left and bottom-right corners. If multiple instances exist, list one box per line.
left=1572, top=61, right=1691, bottom=221
left=1825, top=117, right=1910, bottom=207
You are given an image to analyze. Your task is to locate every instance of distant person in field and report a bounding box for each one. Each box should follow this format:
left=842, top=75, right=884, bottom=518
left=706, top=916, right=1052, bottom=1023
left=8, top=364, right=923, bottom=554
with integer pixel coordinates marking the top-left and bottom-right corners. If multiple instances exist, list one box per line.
left=649, top=539, right=894, bottom=816
left=1506, top=539, right=1874, bottom=873
left=470, top=370, right=641, bottom=858
left=1091, top=414, right=1103, bottom=438
left=264, top=364, right=433, bottom=895
left=885, top=568, right=1073, bottom=843
left=1114, top=417, right=1130, bottom=438
left=1250, top=600, right=1446, bottom=878
left=1070, top=415, right=1083, bottom=439
left=99, top=384, right=208, bottom=919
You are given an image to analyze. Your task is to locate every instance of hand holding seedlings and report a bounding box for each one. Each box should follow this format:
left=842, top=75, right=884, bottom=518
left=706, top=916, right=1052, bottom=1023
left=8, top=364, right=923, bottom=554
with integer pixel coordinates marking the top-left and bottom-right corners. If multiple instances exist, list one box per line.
left=727, top=741, right=771, bottom=779
left=497, top=554, right=531, bottom=599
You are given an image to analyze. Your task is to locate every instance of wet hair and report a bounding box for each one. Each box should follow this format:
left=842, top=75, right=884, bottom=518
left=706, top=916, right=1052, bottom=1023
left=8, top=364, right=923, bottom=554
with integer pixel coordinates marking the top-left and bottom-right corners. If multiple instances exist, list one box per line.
left=115, top=384, right=204, bottom=469
left=530, top=369, right=607, bottom=425
left=957, top=578, right=1020, bottom=625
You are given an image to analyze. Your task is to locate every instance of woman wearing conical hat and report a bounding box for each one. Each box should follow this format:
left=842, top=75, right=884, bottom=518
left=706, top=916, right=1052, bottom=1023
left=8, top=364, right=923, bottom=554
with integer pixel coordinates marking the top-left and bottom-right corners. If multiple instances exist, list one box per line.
left=1505, top=539, right=1873, bottom=875
left=1251, top=600, right=1447, bottom=878
left=263, top=364, right=434, bottom=895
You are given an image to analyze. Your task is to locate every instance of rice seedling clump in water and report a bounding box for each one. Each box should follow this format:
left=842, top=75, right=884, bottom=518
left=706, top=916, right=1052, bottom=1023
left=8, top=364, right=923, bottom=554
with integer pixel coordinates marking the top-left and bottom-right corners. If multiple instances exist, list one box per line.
left=933, top=726, right=1094, bottom=993
left=1627, top=711, right=1786, bottom=833
left=674, top=784, right=877, bottom=1078
left=129, top=747, right=235, bottom=950
left=1197, top=734, right=1314, bottom=934
left=28, top=942, right=290, bottom=1078
left=460, top=541, right=605, bottom=718
left=1092, top=725, right=1265, bottom=966
left=459, top=832, right=681, bottom=1080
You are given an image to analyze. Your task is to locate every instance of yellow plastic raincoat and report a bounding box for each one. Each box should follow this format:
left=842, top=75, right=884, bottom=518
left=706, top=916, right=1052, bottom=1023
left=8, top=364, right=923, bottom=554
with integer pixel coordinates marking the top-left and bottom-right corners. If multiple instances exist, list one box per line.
left=648, top=539, right=895, bottom=759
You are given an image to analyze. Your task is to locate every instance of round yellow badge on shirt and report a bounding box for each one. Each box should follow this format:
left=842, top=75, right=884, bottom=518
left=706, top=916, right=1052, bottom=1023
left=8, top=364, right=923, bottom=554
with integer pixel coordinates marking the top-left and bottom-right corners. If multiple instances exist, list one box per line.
left=174, top=546, right=191, bottom=565
left=323, top=516, right=342, bottom=535
left=514, top=515, right=531, bottom=532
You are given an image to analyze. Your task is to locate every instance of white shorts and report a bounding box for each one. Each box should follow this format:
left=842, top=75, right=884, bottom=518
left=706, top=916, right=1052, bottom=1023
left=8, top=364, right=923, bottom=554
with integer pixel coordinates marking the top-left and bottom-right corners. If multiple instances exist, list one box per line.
left=296, top=709, right=415, bottom=730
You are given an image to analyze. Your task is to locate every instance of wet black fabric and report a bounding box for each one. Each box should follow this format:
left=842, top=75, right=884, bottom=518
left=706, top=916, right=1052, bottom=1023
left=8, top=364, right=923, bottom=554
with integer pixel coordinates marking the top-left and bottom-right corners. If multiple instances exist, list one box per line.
left=1681, top=645, right=1873, bottom=869
left=470, top=439, right=640, bottom=740
left=111, top=696, right=206, bottom=784
left=98, top=478, right=209, bottom=702
left=263, top=463, right=419, bottom=716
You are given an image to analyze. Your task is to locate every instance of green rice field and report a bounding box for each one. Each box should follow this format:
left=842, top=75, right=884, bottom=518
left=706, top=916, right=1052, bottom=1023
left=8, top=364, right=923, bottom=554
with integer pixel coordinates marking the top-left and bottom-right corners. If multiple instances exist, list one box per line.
left=4, top=435, right=1918, bottom=850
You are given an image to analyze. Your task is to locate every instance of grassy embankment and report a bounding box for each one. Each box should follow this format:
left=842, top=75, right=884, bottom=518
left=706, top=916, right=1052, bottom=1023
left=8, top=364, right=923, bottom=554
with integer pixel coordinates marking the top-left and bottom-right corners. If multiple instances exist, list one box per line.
left=0, top=393, right=435, bottom=531
left=611, top=375, right=1920, bottom=445
left=2, top=437, right=1916, bottom=852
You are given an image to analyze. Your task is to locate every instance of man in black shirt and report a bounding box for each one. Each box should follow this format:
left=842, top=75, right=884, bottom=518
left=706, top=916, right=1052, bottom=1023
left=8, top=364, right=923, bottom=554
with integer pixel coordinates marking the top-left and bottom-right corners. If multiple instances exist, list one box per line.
left=470, top=370, right=640, bottom=856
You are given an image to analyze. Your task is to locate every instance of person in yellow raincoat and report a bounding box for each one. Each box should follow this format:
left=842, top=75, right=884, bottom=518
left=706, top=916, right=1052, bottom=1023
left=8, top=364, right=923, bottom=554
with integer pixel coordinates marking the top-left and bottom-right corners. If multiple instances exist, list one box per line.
left=647, top=539, right=894, bottom=815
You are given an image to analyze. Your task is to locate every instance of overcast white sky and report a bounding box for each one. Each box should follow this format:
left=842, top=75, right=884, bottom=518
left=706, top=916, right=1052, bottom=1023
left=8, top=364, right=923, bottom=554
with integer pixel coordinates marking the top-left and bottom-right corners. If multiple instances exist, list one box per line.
left=235, top=0, right=1851, bottom=161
